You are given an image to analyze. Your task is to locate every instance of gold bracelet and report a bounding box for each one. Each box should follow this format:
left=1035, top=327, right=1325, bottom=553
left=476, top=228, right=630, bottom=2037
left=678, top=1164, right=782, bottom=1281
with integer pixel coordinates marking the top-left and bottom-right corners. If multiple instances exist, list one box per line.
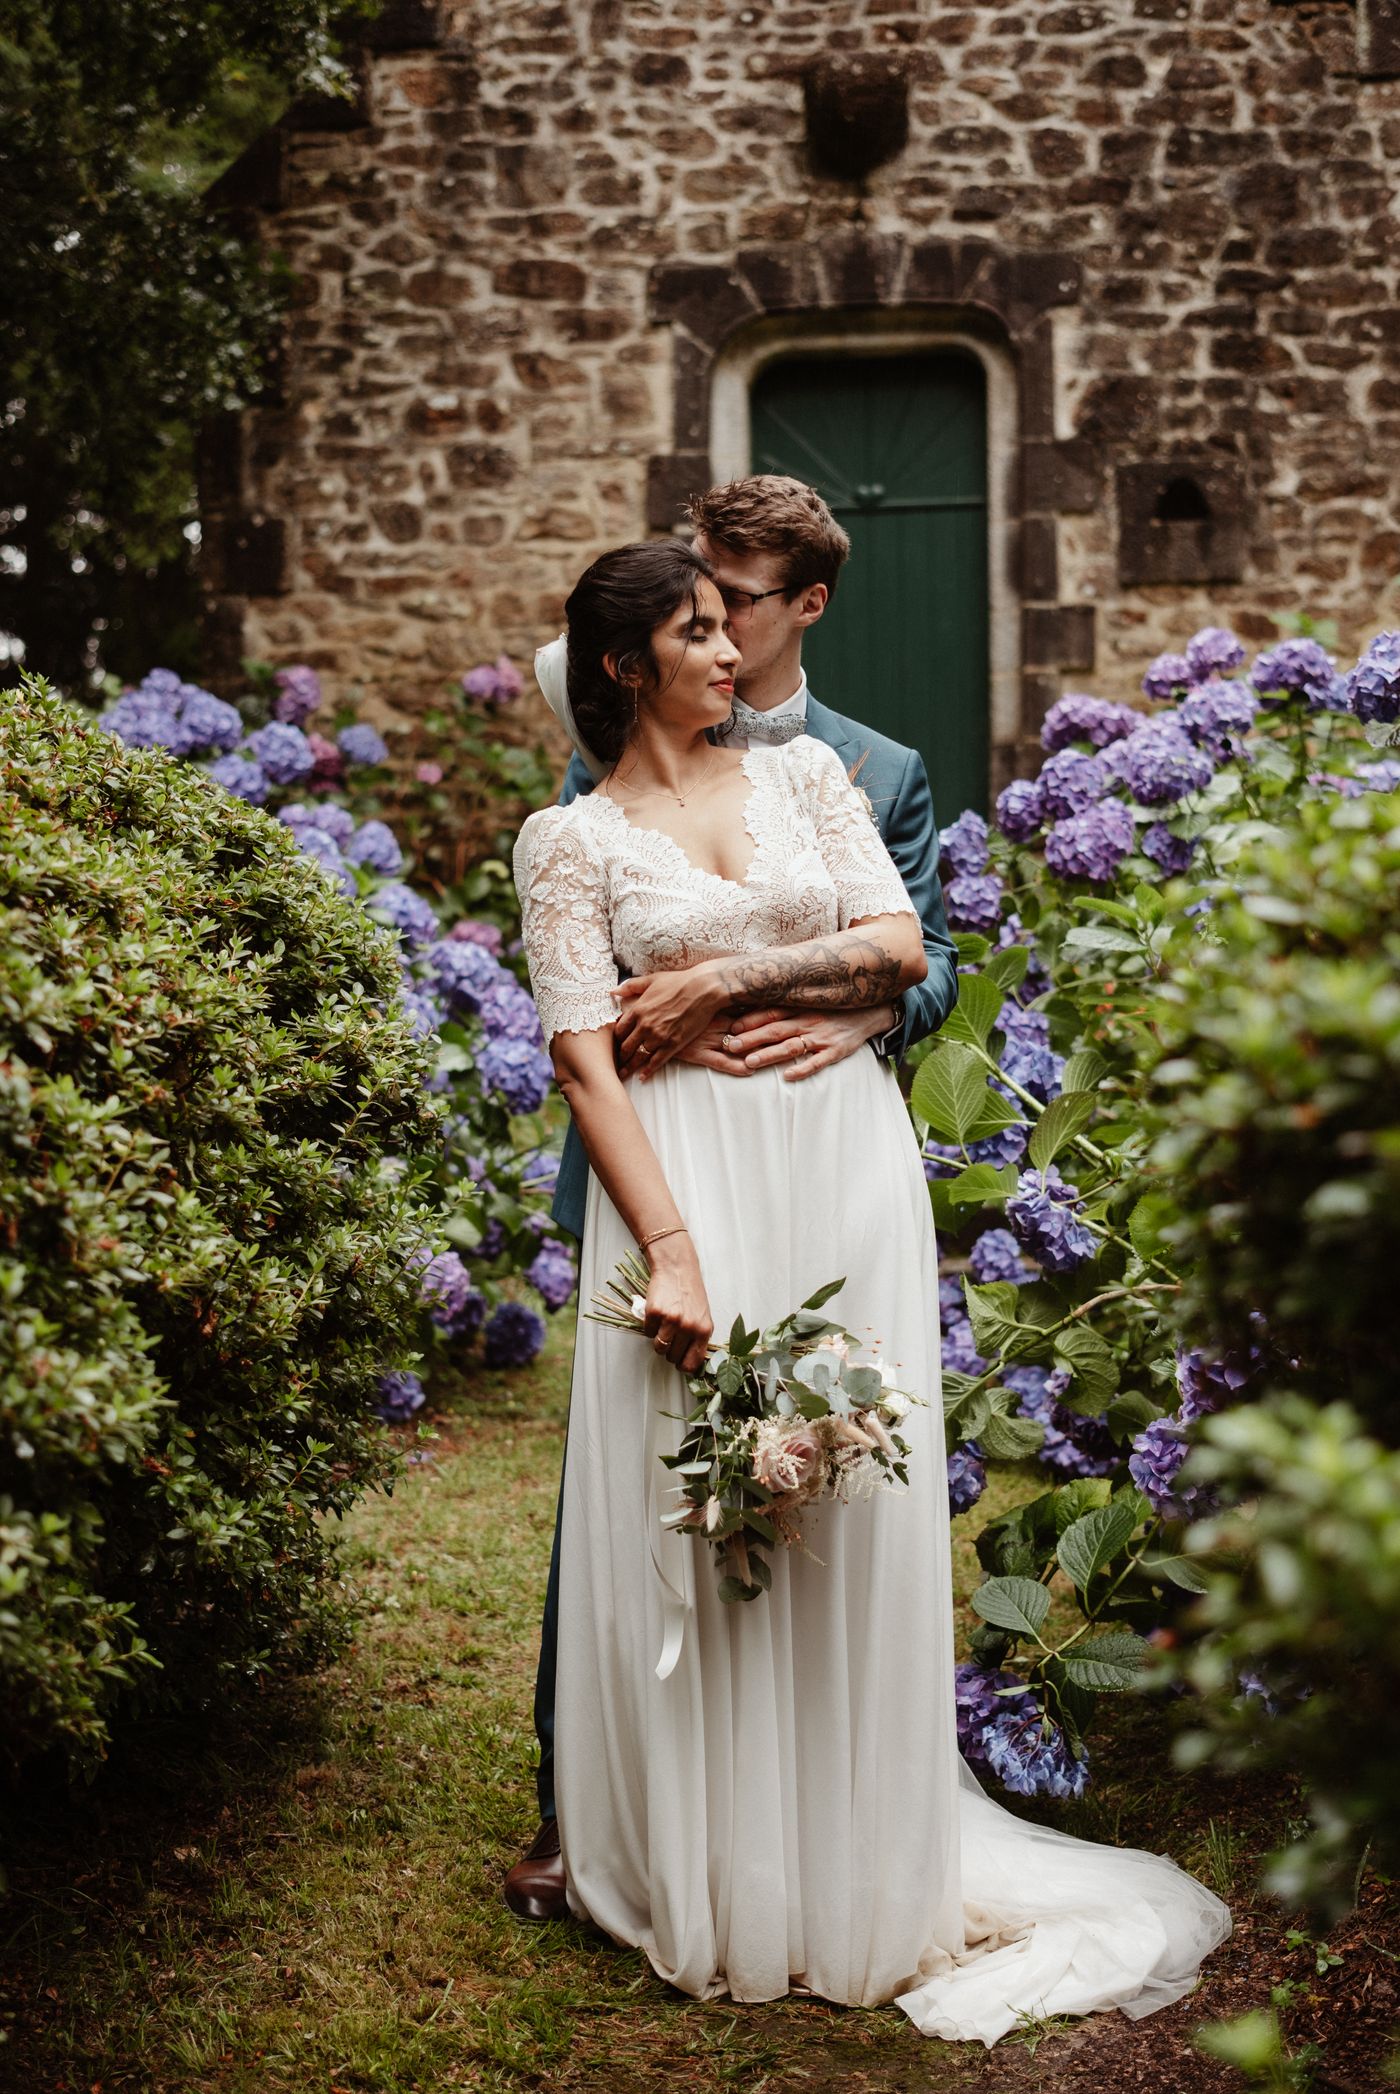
left=639, top=1224, right=688, bottom=1251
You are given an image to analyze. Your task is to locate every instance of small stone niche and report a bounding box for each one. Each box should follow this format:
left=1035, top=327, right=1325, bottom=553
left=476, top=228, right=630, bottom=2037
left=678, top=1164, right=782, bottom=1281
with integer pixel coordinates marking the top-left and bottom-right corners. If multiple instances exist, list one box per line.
left=802, top=54, right=910, bottom=182
left=1116, top=461, right=1245, bottom=587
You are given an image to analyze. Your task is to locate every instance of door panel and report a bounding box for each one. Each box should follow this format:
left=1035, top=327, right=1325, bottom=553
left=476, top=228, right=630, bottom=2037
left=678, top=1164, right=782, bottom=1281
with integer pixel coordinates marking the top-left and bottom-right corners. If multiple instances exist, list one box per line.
left=750, top=351, right=990, bottom=821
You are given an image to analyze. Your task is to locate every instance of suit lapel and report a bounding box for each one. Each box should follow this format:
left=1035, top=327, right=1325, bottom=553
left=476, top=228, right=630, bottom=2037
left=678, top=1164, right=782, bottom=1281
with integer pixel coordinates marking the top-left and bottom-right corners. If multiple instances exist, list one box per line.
left=802, top=694, right=861, bottom=766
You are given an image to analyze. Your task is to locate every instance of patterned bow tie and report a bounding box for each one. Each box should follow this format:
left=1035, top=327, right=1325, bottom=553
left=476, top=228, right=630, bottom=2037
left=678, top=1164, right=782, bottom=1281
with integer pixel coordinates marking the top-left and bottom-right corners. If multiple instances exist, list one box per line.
left=715, top=699, right=806, bottom=747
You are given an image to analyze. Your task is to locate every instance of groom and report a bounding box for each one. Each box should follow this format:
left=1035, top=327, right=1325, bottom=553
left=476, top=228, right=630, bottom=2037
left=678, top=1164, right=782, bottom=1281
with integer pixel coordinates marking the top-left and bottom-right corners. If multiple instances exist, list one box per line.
left=503, top=472, right=961, bottom=1920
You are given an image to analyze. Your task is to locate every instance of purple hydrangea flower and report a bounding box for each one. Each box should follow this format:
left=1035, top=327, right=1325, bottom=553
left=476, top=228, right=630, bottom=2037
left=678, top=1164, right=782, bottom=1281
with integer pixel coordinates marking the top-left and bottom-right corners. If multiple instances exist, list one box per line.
left=376, top=1369, right=426, bottom=1422
left=1344, top=630, right=1400, bottom=725
left=1142, top=824, right=1198, bottom=875
left=272, top=664, right=322, bottom=726
left=955, top=1662, right=1036, bottom=1770
left=425, top=938, right=506, bottom=1016
left=307, top=731, right=345, bottom=787
left=1110, top=726, right=1215, bottom=807
left=941, top=1314, right=987, bottom=1378
left=368, top=882, right=440, bottom=951
left=338, top=722, right=390, bottom=767
left=995, top=916, right=1052, bottom=1001
left=483, top=1300, right=547, bottom=1369
left=996, top=1004, right=1064, bottom=1108
left=463, top=655, right=525, bottom=708
left=945, top=872, right=1004, bottom=934
left=1042, top=693, right=1141, bottom=753
left=416, top=1250, right=487, bottom=1339
left=1038, top=748, right=1109, bottom=821
left=983, top=1706, right=1090, bottom=1799
left=477, top=1037, right=554, bottom=1115
left=968, top=1122, right=1029, bottom=1169
left=447, top=917, right=506, bottom=957
left=940, top=809, right=990, bottom=877
left=527, top=1238, right=578, bottom=1310
left=938, top=1273, right=966, bottom=1331
left=346, top=820, right=405, bottom=876
left=178, top=688, right=244, bottom=754
left=1141, top=653, right=1195, bottom=702
left=947, top=1442, right=987, bottom=1515
left=399, top=982, right=446, bottom=1040
left=968, top=1228, right=1033, bottom=1286
left=1040, top=1402, right=1118, bottom=1478
left=1355, top=759, right=1400, bottom=792
left=1005, top=1363, right=1067, bottom=1420
left=1185, top=626, right=1246, bottom=681
left=98, top=689, right=179, bottom=749
left=247, top=720, right=315, bottom=786
left=1175, top=1338, right=1260, bottom=1422
left=1043, top=800, right=1136, bottom=883
left=478, top=978, right=545, bottom=1046
left=1175, top=681, right=1259, bottom=761
left=1129, top=1417, right=1213, bottom=1519
left=292, top=824, right=356, bottom=896
left=207, top=753, right=270, bottom=805
left=522, top=1149, right=561, bottom=1196
left=1252, top=637, right=1338, bottom=710
left=995, top=778, right=1044, bottom=843
left=1007, top=1166, right=1097, bottom=1274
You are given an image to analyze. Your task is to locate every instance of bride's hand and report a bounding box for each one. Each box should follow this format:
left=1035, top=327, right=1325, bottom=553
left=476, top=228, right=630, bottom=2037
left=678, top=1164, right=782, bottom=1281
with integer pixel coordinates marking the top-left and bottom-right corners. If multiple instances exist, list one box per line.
left=612, top=963, right=725, bottom=1080
left=643, top=1238, right=714, bottom=1372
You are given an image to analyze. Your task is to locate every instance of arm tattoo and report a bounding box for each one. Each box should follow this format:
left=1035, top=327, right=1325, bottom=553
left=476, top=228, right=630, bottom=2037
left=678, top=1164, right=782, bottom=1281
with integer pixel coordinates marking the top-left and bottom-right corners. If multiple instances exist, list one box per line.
left=715, top=934, right=903, bottom=1011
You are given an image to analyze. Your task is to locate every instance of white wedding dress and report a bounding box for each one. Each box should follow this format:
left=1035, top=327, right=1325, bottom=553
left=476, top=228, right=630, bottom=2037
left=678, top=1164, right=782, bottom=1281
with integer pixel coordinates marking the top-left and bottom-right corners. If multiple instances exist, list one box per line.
left=513, top=737, right=1229, bottom=2045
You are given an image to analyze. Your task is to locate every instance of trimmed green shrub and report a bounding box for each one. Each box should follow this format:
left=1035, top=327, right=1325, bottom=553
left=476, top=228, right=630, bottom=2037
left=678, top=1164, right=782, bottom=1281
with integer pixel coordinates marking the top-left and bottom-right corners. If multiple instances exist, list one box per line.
left=0, top=683, right=440, bottom=1769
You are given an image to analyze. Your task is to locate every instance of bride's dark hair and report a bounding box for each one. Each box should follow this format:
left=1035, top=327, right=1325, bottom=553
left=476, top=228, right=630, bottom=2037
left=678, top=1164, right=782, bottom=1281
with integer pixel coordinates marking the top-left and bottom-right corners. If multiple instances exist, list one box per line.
left=565, top=539, right=717, bottom=768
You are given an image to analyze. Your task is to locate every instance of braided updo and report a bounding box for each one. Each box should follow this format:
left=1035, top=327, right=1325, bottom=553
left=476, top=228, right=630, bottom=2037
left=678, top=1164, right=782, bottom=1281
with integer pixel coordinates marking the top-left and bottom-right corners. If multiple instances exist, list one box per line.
left=564, top=539, right=717, bottom=769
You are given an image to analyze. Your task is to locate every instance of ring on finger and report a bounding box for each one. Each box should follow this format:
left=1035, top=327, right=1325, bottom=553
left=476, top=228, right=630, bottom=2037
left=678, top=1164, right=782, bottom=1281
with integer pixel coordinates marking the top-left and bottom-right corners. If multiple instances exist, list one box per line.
left=722, top=1033, right=739, bottom=1053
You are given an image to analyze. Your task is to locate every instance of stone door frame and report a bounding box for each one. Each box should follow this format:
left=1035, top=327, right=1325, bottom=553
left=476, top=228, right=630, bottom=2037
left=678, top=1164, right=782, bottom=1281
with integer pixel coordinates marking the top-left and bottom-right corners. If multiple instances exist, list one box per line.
left=644, top=233, right=1095, bottom=789
left=709, top=311, right=1019, bottom=765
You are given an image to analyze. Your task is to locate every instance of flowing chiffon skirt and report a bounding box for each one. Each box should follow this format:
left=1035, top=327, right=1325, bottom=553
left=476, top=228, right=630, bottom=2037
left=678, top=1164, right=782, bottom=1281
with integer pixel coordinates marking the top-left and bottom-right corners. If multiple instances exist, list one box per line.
left=553, top=1051, right=1229, bottom=2045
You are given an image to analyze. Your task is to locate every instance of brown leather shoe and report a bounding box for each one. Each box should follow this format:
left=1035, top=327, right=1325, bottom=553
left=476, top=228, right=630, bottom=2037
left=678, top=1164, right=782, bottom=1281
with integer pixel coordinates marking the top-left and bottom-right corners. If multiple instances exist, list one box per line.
left=503, top=1817, right=569, bottom=1922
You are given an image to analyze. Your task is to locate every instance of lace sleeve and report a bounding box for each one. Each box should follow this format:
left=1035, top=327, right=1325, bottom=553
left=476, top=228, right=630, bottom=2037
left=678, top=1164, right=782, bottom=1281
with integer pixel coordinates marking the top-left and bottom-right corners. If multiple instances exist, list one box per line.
left=786, top=738, right=918, bottom=929
left=512, top=806, right=620, bottom=1047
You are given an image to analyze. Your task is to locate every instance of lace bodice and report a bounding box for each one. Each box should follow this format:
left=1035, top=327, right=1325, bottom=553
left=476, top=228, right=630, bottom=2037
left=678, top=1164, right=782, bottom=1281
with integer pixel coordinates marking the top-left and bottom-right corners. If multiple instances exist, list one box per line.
left=513, top=737, right=916, bottom=1046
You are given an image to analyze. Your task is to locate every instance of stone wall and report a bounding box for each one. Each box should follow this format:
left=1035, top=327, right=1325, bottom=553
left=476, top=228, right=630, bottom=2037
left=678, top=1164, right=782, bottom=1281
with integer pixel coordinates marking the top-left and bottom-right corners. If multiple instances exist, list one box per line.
left=201, top=0, right=1400, bottom=781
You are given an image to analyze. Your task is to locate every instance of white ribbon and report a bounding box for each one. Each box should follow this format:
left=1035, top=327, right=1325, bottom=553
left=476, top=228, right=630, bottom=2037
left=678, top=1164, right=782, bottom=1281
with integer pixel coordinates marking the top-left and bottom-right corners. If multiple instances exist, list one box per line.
left=534, top=633, right=608, bottom=782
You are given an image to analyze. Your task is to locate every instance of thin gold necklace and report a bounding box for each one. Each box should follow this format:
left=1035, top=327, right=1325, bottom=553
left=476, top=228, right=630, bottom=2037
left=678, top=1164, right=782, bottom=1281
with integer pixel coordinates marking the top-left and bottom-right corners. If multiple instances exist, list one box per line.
left=605, top=749, right=722, bottom=808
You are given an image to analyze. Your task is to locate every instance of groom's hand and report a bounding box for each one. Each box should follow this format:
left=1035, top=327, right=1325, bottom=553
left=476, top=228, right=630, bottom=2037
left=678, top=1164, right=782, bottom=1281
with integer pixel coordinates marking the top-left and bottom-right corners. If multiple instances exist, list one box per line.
left=726, top=1003, right=898, bottom=1081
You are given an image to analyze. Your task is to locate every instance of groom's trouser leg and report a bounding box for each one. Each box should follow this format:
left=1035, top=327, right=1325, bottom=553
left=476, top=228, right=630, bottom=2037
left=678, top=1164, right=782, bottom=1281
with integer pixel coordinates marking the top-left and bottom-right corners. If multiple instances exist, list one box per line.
left=533, top=1433, right=566, bottom=1822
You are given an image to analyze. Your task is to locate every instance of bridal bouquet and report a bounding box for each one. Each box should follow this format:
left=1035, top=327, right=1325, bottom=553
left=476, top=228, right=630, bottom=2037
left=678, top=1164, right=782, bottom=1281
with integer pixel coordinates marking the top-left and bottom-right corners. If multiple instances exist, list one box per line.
left=590, top=1257, right=919, bottom=1603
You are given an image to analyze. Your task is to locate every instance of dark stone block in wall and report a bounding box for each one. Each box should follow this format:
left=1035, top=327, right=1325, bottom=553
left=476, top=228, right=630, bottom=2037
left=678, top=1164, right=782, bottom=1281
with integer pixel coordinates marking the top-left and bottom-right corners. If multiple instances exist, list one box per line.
left=1016, top=518, right=1060, bottom=600
left=1022, top=439, right=1100, bottom=514
left=904, top=238, right=959, bottom=303
left=648, top=264, right=760, bottom=346
left=493, top=258, right=587, bottom=301
left=196, top=414, right=243, bottom=509
left=802, top=53, right=910, bottom=180
left=819, top=231, right=903, bottom=308
left=736, top=246, right=824, bottom=313
left=1019, top=673, right=1063, bottom=738
left=205, top=516, right=288, bottom=598
left=1022, top=604, right=1096, bottom=671
left=1358, top=0, right=1400, bottom=77
left=1117, top=461, right=1245, bottom=585
left=361, top=0, right=444, bottom=49
left=647, top=453, right=712, bottom=533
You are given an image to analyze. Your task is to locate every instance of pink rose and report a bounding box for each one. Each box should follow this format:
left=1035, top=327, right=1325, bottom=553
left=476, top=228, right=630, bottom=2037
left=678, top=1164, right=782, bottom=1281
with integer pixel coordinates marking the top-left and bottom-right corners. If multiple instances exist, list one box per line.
left=416, top=760, right=444, bottom=785
left=753, top=1424, right=824, bottom=1495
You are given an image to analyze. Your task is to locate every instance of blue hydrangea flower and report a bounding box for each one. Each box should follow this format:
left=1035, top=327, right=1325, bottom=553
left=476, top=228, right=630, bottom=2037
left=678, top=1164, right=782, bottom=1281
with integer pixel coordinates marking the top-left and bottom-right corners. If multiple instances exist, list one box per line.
left=1141, top=652, right=1195, bottom=701
left=273, top=664, right=322, bottom=725
left=1038, top=748, right=1109, bottom=820
left=399, top=981, right=446, bottom=1040
left=280, top=800, right=355, bottom=847
left=424, top=938, right=506, bottom=1016
left=968, top=1121, right=1029, bottom=1169
left=522, top=1149, right=561, bottom=1196
left=1007, top=1166, right=1097, bottom=1274
left=1129, top=1417, right=1214, bottom=1519
left=292, top=824, right=356, bottom=896
left=477, top=1037, right=553, bottom=1114
left=941, top=1314, right=987, bottom=1378
left=995, top=916, right=1052, bottom=1001
left=207, top=753, right=270, bottom=805
left=1175, top=681, right=1259, bottom=760
left=483, top=1300, right=547, bottom=1369
left=940, top=809, right=990, bottom=877
left=955, top=1662, right=1036, bottom=1770
left=944, top=872, right=1004, bottom=934
left=338, top=722, right=390, bottom=766
left=1142, top=823, right=1198, bottom=875
left=938, top=1274, right=966, bottom=1331
left=983, top=1707, right=1090, bottom=1799
left=376, top=1369, right=426, bottom=1422
left=248, top=720, right=315, bottom=786
left=346, top=819, right=405, bottom=876
left=1043, top=800, right=1136, bottom=883
left=1355, top=759, right=1400, bottom=792
left=995, top=1003, right=1064, bottom=1108
left=415, top=1250, right=487, bottom=1339
left=995, top=777, right=1044, bottom=843
left=968, top=1228, right=1033, bottom=1286
left=178, top=688, right=244, bottom=754
left=947, top=1442, right=987, bottom=1515
left=1109, top=725, right=1214, bottom=807
left=479, top=979, right=546, bottom=1046
left=1185, top=626, right=1246, bottom=680
left=527, top=1238, right=578, bottom=1310
left=99, top=689, right=179, bottom=748
left=1344, top=631, right=1400, bottom=725
left=1041, top=692, right=1141, bottom=754
left=1252, top=637, right=1338, bottom=710
left=368, top=881, right=440, bottom=951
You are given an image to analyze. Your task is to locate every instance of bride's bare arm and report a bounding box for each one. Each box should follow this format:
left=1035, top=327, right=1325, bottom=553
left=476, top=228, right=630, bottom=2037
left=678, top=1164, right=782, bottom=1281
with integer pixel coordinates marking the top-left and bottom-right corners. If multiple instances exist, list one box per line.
left=612, top=913, right=926, bottom=1074
left=550, top=1027, right=714, bottom=1371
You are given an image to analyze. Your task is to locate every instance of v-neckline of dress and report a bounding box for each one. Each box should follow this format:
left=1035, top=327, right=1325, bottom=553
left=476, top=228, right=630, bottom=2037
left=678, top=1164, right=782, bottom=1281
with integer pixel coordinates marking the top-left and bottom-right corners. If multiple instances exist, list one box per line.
left=592, top=745, right=770, bottom=893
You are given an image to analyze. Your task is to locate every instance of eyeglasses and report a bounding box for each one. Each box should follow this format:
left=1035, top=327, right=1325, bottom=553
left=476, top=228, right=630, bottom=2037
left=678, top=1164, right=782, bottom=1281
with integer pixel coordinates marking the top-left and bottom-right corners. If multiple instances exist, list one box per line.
left=717, top=584, right=788, bottom=615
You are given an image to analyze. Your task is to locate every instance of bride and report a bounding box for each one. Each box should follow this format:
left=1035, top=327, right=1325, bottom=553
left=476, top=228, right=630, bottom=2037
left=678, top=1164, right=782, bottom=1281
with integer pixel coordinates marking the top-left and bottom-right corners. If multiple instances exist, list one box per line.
left=512, top=537, right=1230, bottom=2044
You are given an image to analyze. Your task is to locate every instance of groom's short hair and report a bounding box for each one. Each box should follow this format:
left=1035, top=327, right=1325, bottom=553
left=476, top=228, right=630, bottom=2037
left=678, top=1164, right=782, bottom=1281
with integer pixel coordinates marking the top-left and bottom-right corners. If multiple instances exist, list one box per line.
left=687, top=475, right=851, bottom=599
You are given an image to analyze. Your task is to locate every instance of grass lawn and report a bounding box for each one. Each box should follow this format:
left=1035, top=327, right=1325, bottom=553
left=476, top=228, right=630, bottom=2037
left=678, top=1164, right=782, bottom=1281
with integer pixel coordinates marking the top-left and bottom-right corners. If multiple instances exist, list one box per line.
left=2, top=1323, right=1396, bottom=2093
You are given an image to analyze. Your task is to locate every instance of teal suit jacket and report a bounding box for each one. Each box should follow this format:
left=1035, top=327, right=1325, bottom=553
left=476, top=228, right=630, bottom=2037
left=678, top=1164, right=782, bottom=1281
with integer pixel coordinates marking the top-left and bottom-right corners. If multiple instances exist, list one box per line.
left=545, top=695, right=959, bottom=1239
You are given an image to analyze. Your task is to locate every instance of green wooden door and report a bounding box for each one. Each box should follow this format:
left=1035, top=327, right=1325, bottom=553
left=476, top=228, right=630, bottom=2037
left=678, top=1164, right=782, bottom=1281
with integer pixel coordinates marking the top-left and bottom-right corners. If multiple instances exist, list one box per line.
left=750, top=350, right=989, bottom=819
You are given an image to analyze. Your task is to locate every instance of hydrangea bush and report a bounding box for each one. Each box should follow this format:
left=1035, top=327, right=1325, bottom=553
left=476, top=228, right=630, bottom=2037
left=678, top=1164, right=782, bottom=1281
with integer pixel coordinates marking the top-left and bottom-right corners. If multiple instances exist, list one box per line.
left=0, top=686, right=441, bottom=1767
left=917, top=616, right=1400, bottom=1811
left=90, top=655, right=574, bottom=1395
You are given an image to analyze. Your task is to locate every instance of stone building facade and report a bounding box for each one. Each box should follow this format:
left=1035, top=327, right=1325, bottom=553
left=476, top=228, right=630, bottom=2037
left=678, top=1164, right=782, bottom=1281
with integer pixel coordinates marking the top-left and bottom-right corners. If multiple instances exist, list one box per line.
left=202, top=0, right=1400, bottom=794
